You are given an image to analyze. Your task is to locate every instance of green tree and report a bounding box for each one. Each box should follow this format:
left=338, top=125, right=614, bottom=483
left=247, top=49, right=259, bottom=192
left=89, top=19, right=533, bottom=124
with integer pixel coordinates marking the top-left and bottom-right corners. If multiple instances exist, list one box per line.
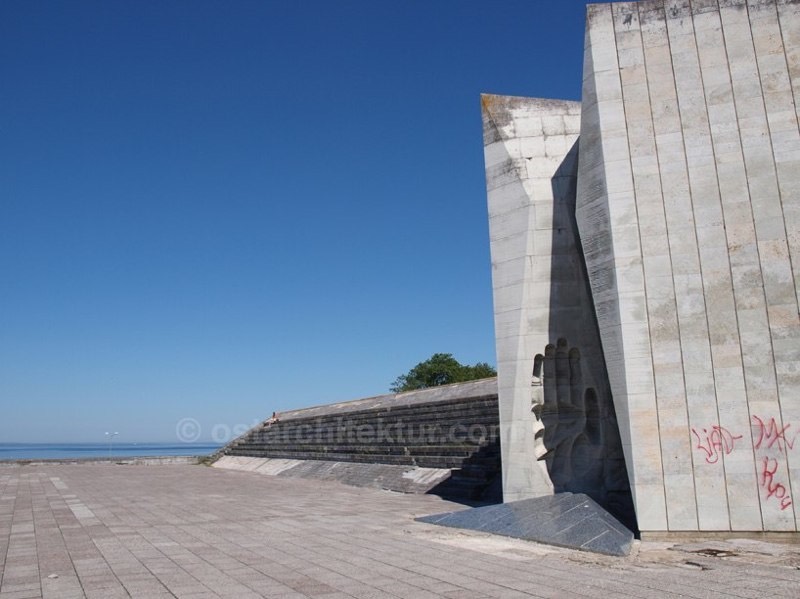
left=390, top=353, right=497, bottom=393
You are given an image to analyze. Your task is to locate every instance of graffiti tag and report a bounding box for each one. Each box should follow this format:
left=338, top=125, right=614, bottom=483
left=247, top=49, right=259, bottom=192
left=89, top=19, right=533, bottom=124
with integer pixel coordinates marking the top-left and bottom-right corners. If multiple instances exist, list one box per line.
left=690, top=416, right=796, bottom=513
left=752, top=415, right=796, bottom=454
left=760, top=457, right=793, bottom=511
left=691, top=426, right=743, bottom=464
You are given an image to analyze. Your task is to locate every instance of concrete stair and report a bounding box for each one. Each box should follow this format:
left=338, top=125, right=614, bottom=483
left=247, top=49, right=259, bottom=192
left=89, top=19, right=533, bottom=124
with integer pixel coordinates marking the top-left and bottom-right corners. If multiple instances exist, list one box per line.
left=217, top=390, right=501, bottom=501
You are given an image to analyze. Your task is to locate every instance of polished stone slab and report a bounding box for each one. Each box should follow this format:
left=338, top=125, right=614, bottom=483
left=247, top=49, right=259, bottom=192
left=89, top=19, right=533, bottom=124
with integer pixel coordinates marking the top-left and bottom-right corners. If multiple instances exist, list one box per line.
left=417, top=492, right=634, bottom=556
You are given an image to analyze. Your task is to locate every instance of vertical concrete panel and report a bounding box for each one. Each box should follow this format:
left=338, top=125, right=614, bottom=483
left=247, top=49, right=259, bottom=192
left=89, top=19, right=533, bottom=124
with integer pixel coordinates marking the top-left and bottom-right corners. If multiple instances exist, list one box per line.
left=578, top=2, right=668, bottom=532
left=483, top=95, right=583, bottom=502
left=776, top=0, right=800, bottom=314
left=777, top=0, right=800, bottom=118
left=615, top=2, right=700, bottom=531
left=719, top=0, right=796, bottom=531
left=692, top=4, right=764, bottom=532
left=661, top=0, right=730, bottom=531
left=578, top=0, right=798, bottom=532
left=752, top=0, right=800, bottom=528
left=702, top=5, right=766, bottom=534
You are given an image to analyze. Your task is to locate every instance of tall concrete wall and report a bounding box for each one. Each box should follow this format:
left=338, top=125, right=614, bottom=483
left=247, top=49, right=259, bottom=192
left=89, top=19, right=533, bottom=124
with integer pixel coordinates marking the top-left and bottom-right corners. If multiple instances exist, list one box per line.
left=485, top=0, right=799, bottom=534
left=484, top=95, right=583, bottom=501
left=483, top=96, right=634, bottom=526
left=578, top=0, right=800, bottom=534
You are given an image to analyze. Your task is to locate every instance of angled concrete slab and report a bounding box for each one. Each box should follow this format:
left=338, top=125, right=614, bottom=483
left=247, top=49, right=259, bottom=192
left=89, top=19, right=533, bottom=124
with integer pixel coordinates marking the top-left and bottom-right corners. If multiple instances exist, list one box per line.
left=417, top=492, right=634, bottom=556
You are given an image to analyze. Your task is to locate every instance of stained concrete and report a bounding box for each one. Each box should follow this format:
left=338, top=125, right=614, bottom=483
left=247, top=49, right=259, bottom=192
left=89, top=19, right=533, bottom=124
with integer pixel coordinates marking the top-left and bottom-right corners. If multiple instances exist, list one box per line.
left=214, top=455, right=453, bottom=495
left=211, top=380, right=503, bottom=502
left=577, top=0, right=800, bottom=533
left=484, top=0, right=800, bottom=536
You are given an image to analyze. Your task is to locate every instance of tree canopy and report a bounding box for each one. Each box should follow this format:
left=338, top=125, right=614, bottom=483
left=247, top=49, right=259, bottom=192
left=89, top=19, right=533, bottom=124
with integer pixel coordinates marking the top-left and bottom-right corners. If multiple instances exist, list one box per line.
left=390, top=353, right=497, bottom=393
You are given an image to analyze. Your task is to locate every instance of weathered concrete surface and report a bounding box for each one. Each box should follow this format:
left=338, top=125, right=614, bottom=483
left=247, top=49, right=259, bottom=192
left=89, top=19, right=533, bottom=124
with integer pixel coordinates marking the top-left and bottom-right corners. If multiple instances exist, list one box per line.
left=482, top=94, right=587, bottom=501
left=211, top=380, right=502, bottom=502
left=577, top=0, right=800, bottom=533
left=213, top=455, right=453, bottom=495
left=276, top=378, right=498, bottom=422
left=486, top=0, right=800, bottom=536
left=209, top=378, right=499, bottom=465
left=1, top=463, right=799, bottom=598
left=482, top=93, right=634, bottom=527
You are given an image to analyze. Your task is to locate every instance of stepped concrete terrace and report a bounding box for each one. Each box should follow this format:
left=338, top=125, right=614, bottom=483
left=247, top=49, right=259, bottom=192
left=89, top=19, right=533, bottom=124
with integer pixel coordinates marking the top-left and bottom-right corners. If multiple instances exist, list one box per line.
left=1, top=462, right=798, bottom=599
left=211, top=379, right=502, bottom=502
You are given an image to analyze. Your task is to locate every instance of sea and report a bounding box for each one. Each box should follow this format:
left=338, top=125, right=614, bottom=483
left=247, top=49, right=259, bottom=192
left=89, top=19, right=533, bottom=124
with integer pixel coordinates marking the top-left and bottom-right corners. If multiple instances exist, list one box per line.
left=0, top=442, right=222, bottom=461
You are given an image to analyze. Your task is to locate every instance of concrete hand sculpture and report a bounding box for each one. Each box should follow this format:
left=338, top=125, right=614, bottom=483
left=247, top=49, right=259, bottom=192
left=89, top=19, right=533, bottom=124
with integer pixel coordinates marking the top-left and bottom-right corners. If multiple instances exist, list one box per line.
left=532, top=338, right=605, bottom=496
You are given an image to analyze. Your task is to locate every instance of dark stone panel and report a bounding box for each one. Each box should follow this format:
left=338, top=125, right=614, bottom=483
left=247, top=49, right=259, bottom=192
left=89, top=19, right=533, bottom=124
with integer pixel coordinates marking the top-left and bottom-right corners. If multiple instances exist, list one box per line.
left=416, top=493, right=634, bottom=557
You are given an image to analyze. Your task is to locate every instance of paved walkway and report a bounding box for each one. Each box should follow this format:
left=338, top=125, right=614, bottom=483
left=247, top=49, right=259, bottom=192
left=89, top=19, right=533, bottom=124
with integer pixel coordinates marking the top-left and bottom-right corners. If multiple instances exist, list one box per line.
left=0, top=464, right=798, bottom=598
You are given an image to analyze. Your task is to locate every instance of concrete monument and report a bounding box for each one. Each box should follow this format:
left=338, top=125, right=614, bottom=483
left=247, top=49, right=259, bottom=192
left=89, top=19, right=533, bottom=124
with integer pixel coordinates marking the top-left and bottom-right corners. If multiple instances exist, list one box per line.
left=485, top=0, right=799, bottom=536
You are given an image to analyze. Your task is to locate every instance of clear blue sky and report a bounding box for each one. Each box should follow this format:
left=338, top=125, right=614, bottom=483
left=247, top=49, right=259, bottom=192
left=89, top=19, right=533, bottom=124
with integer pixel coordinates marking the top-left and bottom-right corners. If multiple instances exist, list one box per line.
left=1, top=0, right=588, bottom=443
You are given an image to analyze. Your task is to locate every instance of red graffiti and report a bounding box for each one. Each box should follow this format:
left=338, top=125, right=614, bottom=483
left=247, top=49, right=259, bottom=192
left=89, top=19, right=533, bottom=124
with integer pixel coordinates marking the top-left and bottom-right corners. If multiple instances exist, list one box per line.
left=760, top=457, right=793, bottom=511
left=691, top=426, right=743, bottom=464
left=752, top=416, right=796, bottom=454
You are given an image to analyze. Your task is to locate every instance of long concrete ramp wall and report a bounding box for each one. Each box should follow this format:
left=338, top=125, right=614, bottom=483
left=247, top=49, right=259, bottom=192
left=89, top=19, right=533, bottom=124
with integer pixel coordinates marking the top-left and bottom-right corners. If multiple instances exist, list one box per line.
left=211, top=379, right=502, bottom=502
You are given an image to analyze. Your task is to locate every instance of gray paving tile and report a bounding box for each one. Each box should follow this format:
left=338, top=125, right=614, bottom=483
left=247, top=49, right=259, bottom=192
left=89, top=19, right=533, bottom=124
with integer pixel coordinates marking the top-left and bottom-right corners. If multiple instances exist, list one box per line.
left=0, top=463, right=797, bottom=599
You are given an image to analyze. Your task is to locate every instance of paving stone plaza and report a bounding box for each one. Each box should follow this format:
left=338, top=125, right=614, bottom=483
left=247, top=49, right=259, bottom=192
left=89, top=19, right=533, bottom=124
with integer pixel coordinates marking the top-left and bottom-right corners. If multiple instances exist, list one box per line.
left=1, top=463, right=798, bottom=599
left=3, top=0, right=800, bottom=596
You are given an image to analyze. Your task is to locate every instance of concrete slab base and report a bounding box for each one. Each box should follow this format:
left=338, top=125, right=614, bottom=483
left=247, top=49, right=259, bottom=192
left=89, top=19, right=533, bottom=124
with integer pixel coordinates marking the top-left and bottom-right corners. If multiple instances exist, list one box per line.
left=212, top=455, right=452, bottom=494
left=417, top=492, right=634, bottom=556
